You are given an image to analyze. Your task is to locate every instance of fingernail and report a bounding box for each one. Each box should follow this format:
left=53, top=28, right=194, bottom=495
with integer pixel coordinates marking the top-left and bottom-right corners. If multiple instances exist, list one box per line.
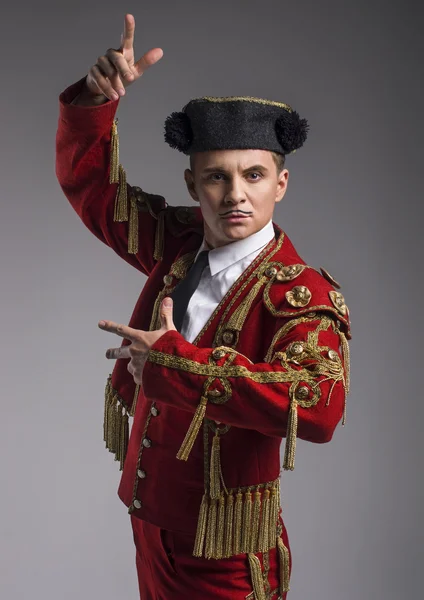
left=163, top=297, right=172, bottom=307
left=99, top=321, right=106, bottom=327
left=118, top=88, right=125, bottom=96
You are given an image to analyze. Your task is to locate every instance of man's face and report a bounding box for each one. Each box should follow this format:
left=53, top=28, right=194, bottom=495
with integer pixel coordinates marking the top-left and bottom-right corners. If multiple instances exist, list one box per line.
left=184, top=149, right=289, bottom=249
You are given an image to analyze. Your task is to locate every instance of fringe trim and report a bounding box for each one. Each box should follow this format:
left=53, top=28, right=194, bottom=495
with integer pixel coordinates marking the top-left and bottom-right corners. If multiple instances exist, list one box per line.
left=176, top=396, right=208, bottom=461
left=113, top=164, right=129, bottom=222
left=192, top=480, right=280, bottom=559
left=128, top=194, right=139, bottom=254
left=277, top=536, right=291, bottom=593
left=248, top=553, right=267, bottom=600
left=153, top=210, right=165, bottom=262
left=104, top=376, right=130, bottom=471
left=339, top=330, right=351, bottom=425
left=210, top=432, right=222, bottom=499
left=283, top=398, right=298, bottom=471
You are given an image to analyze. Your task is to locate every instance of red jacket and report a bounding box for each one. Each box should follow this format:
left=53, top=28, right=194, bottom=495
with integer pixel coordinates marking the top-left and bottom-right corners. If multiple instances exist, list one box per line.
left=56, top=78, right=351, bottom=562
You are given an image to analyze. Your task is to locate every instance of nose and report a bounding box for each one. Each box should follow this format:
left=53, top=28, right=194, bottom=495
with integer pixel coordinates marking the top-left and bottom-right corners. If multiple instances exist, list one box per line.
left=224, top=177, right=246, bottom=205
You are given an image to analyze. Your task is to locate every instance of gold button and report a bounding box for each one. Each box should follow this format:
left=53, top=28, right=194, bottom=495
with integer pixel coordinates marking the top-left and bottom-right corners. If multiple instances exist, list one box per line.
left=150, top=405, right=159, bottom=417
left=328, top=350, right=338, bottom=361
left=133, top=499, right=142, bottom=509
left=163, top=274, right=173, bottom=286
left=137, top=469, right=146, bottom=479
left=286, top=285, right=312, bottom=308
left=212, top=349, right=226, bottom=360
left=306, top=312, right=317, bottom=318
left=296, top=385, right=310, bottom=400
left=265, top=266, right=278, bottom=278
left=208, top=389, right=222, bottom=398
left=142, top=438, right=152, bottom=448
left=222, top=331, right=235, bottom=345
left=290, top=342, right=304, bottom=355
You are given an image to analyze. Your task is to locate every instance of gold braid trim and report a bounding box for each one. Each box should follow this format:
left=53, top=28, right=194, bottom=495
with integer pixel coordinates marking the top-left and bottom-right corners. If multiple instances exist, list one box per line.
left=247, top=553, right=267, bottom=600
left=225, top=275, right=269, bottom=332
left=104, top=375, right=130, bottom=471
left=277, top=536, right=291, bottom=593
left=209, top=432, right=222, bottom=499
left=192, top=479, right=280, bottom=560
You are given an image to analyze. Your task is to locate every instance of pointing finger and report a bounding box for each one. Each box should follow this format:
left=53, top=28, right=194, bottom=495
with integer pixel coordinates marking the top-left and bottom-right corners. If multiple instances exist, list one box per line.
left=120, top=13, right=135, bottom=52
left=106, top=346, right=131, bottom=360
left=98, top=320, right=141, bottom=342
left=133, top=47, right=164, bottom=78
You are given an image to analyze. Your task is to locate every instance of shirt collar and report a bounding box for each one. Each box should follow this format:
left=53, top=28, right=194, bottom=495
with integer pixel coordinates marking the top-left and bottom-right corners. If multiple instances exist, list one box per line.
left=195, top=219, right=275, bottom=276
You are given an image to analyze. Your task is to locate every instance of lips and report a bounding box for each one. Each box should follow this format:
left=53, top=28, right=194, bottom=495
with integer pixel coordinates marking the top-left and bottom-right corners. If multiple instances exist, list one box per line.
left=221, top=213, right=251, bottom=219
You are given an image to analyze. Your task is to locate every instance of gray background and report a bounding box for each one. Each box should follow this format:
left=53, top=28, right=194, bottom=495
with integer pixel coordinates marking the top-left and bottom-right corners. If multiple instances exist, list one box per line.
left=1, top=0, right=422, bottom=598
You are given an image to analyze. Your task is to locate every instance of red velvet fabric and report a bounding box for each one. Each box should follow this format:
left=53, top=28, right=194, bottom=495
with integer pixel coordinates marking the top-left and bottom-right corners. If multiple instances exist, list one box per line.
left=131, top=514, right=291, bottom=600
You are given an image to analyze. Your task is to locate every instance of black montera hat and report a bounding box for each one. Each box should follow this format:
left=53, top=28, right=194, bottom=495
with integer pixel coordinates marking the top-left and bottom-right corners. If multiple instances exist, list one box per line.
left=164, top=96, right=308, bottom=156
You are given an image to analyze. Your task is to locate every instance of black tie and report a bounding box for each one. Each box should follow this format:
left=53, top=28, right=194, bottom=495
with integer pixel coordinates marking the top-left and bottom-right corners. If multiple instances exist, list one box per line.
left=171, top=250, right=210, bottom=333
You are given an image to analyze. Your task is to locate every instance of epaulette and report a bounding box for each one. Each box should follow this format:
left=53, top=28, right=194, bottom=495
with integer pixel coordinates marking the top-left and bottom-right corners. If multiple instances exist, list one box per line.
left=163, top=205, right=204, bottom=237
left=262, top=262, right=351, bottom=339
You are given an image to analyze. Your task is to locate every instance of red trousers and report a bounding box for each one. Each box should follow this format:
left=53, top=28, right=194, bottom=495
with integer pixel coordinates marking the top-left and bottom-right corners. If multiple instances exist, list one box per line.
left=131, top=515, right=292, bottom=599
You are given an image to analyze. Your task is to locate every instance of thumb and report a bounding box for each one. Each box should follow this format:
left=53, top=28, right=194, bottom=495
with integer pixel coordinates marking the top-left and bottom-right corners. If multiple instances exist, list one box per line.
left=160, top=297, right=176, bottom=331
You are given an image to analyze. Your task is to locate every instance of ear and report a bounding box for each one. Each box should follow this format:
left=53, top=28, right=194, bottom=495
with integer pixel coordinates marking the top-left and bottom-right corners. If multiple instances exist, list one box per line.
left=275, top=168, right=289, bottom=204
left=184, top=168, right=199, bottom=202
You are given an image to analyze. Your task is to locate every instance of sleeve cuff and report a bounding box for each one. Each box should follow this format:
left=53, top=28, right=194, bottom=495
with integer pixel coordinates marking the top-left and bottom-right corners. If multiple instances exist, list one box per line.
left=58, top=76, right=120, bottom=132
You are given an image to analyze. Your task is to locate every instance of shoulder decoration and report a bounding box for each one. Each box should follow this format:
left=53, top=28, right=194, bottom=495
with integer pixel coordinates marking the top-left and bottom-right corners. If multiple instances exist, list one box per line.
left=263, top=262, right=351, bottom=338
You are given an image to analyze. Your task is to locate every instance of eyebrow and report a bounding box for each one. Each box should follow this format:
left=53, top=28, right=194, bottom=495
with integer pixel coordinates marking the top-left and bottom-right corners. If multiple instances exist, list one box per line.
left=201, top=164, right=270, bottom=174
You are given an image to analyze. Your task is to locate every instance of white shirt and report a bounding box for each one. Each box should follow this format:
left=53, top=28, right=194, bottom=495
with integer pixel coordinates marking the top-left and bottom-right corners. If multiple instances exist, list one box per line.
left=181, top=219, right=275, bottom=343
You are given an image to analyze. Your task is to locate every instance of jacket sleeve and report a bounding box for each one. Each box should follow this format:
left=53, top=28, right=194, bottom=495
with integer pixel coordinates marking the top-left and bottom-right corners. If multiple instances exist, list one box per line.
left=55, top=77, right=166, bottom=276
left=142, top=312, right=350, bottom=469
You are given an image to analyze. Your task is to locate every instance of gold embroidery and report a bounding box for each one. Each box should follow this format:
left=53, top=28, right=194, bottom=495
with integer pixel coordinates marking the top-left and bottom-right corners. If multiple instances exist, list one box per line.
left=329, top=290, right=348, bottom=316
left=285, top=285, right=312, bottom=308
left=198, top=95, right=292, bottom=111
left=247, top=553, right=267, bottom=600
left=276, top=264, right=306, bottom=282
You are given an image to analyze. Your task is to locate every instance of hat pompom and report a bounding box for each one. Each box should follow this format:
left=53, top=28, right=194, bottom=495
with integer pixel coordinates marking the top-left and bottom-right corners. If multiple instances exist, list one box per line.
left=275, top=110, right=309, bottom=153
left=164, top=111, right=193, bottom=153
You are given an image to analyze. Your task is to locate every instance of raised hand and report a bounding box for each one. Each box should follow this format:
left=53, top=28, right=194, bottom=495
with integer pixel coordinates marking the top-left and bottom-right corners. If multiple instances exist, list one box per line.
left=85, top=13, right=163, bottom=102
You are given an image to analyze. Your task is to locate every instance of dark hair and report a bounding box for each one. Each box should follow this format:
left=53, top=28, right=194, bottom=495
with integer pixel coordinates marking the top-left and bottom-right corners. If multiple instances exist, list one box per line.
left=189, top=151, right=286, bottom=173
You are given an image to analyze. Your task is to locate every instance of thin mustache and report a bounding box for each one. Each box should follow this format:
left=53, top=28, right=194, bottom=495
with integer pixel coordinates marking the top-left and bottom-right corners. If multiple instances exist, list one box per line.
left=220, top=209, right=253, bottom=216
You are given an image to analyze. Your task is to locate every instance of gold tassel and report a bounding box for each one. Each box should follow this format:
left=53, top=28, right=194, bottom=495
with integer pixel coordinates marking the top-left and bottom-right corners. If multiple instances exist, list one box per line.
left=339, top=330, right=350, bottom=425
left=193, top=493, right=208, bottom=557
left=176, top=396, right=208, bottom=461
left=103, top=377, right=112, bottom=444
left=215, top=494, right=225, bottom=559
left=233, top=490, right=243, bottom=555
left=210, top=432, right=222, bottom=500
left=249, top=488, right=262, bottom=553
left=107, top=395, right=117, bottom=452
left=223, top=492, right=234, bottom=558
left=109, top=119, right=120, bottom=184
left=241, top=490, right=253, bottom=553
left=205, top=498, right=218, bottom=559
left=114, top=404, right=122, bottom=460
left=119, top=410, right=129, bottom=470
left=113, top=164, right=129, bottom=222
left=128, top=194, right=139, bottom=254
left=268, top=484, right=279, bottom=549
left=153, top=210, right=165, bottom=262
left=277, top=536, right=291, bottom=593
left=247, top=553, right=267, bottom=600
left=259, top=488, right=271, bottom=552
left=283, top=398, right=298, bottom=471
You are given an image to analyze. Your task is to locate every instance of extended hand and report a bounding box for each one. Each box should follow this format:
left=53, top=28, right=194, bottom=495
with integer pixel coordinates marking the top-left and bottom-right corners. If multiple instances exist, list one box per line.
left=86, top=13, right=163, bottom=101
left=99, top=297, right=176, bottom=385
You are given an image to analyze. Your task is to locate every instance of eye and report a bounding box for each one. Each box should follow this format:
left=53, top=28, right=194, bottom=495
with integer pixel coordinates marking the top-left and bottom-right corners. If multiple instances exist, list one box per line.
left=208, top=173, right=226, bottom=181
left=247, top=172, right=262, bottom=181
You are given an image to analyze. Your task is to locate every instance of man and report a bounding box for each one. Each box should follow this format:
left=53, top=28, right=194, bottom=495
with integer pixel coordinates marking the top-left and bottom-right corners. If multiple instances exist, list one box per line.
left=56, top=13, right=351, bottom=600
